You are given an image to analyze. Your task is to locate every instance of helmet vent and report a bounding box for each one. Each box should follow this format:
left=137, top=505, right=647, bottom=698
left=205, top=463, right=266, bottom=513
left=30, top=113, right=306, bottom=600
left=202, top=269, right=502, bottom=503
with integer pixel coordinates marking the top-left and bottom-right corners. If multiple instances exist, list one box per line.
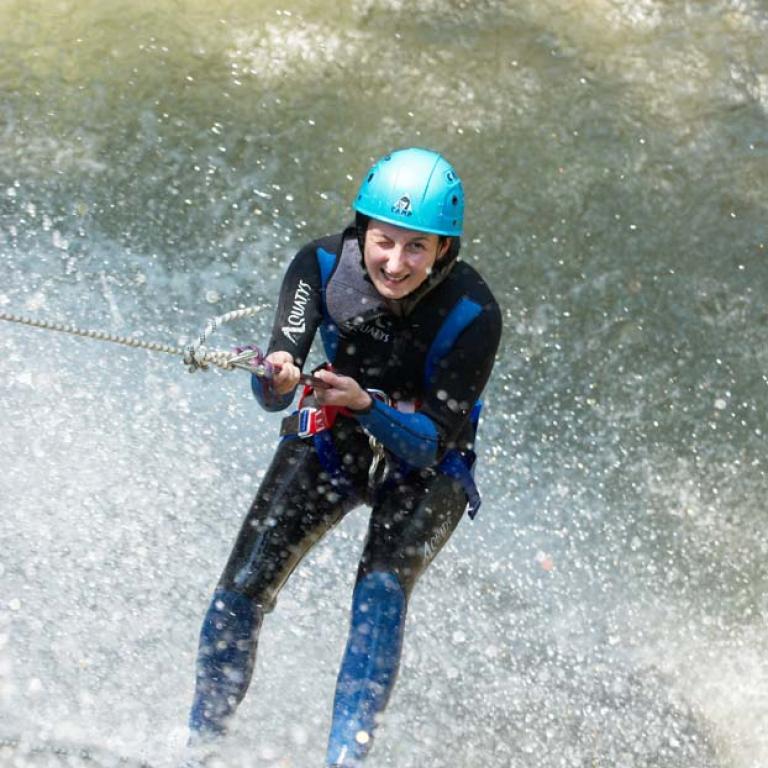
left=451, top=195, right=459, bottom=206
left=367, top=173, right=375, bottom=182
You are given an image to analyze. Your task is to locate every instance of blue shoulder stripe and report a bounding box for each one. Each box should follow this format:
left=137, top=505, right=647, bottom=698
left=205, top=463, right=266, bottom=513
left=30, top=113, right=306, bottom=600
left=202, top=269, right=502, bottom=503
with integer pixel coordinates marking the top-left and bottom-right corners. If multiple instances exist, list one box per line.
left=316, top=247, right=336, bottom=285
left=424, top=296, right=482, bottom=386
left=316, top=247, right=339, bottom=363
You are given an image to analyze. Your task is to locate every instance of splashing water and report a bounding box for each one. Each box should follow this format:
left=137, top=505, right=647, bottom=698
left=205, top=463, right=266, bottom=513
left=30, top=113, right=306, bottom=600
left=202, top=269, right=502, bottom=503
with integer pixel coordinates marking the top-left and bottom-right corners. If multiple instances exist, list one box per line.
left=1, top=1, right=767, bottom=766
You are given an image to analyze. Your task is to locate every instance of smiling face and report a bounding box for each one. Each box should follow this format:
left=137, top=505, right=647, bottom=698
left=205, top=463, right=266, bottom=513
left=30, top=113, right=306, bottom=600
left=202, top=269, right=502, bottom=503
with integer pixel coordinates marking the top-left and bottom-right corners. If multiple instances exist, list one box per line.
left=363, top=219, right=451, bottom=300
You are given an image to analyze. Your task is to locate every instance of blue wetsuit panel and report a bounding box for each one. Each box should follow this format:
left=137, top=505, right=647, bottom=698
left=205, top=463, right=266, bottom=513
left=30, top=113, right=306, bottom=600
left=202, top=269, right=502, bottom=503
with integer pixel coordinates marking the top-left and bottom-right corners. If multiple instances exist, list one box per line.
left=424, top=296, right=483, bottom=386
left=354, top=400, right=439, bottom=469
left=316, top=247, right=339, bottom=363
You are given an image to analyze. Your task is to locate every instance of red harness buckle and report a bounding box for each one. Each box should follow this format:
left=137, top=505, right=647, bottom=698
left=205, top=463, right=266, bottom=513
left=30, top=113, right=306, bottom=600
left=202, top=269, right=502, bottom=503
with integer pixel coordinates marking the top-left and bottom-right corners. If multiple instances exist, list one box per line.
left=295, top=382, right=352, bottom=437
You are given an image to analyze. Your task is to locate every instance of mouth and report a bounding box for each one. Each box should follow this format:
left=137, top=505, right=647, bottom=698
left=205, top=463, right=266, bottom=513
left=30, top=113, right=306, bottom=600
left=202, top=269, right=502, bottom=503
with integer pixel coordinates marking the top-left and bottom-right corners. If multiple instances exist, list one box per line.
left=381, top=268, right=409, bottom=284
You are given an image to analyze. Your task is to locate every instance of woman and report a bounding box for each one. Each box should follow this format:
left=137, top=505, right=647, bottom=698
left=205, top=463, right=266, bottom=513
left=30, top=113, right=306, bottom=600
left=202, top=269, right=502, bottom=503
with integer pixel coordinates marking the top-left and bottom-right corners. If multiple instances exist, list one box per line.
left=186, top=147, right=502, bottom=767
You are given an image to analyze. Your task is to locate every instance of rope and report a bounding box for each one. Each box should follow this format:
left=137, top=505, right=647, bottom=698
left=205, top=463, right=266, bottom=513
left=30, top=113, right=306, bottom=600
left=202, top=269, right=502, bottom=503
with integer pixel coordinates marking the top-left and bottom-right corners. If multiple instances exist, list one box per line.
left=0, top=305, right=268, bottom=373
left=183, top=305, right=269, bottom=371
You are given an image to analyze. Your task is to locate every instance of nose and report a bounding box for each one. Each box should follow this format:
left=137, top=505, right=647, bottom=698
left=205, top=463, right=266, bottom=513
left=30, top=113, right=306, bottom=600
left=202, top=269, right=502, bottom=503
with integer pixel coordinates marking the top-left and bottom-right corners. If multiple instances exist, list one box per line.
left=386, top=245, right=407, bottom=273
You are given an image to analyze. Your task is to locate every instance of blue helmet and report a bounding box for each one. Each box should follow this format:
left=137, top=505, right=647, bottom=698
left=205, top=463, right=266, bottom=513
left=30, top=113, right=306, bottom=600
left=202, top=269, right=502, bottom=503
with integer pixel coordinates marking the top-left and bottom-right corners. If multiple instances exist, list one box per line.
left=353, top=147, right=464, bottom=236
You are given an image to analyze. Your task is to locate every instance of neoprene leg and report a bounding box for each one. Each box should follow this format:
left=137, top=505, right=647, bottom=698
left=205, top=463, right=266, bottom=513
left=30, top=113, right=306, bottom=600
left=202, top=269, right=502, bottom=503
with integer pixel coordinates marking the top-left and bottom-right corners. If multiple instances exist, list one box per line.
left=325, top=472, right=467, bottom=765
left=189, top=588, right=263, bottom=741
left=188, top=437, right=363, bottom=744
left=325, top=571, right=407, bottom=767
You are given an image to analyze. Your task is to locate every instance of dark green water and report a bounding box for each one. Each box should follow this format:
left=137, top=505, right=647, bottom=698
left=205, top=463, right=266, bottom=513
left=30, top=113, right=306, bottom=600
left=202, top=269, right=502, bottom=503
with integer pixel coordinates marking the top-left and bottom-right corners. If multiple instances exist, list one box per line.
left=1, top=2, right=767, bottom=766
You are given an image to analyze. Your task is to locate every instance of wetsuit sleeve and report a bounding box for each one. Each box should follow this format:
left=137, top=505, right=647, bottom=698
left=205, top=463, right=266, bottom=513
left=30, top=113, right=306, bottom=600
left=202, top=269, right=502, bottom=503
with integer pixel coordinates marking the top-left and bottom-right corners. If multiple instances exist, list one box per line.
left=354, top=301, right=502, bottom=467
left=251, top=243, right=324, bottom=411
left=353, top=403, right=439, bottom=467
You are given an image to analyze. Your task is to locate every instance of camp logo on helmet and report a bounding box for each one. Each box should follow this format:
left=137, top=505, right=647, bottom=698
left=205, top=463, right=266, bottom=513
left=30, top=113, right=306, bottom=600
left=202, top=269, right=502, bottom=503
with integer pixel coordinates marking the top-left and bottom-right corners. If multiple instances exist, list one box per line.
left=391, top=195, right=413, bottom=218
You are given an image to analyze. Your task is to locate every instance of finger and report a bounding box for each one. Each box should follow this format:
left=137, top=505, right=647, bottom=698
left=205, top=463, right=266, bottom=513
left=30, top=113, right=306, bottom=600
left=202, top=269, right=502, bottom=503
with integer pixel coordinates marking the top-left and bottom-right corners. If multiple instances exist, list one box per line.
left=314, top=368, right=344, bottom=387
left=274, top=363, right=297, bottom=385
left=266, top=351, right=293, bottom=368
left=273, top=367, right=300, bottom=395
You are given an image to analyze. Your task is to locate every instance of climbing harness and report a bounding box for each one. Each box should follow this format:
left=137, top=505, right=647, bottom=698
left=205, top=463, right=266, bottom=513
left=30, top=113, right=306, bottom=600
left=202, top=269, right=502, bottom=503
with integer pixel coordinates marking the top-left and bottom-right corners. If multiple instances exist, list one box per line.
left=280, top=380, right=412, bottom=493
left=280, top=377, right=483, bottom=515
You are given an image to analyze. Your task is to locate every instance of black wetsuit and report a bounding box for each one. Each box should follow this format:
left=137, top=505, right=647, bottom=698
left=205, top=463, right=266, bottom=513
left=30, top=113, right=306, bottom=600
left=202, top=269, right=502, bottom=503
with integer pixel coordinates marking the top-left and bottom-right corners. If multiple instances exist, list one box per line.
left=188, top=226, right=502, bottom=766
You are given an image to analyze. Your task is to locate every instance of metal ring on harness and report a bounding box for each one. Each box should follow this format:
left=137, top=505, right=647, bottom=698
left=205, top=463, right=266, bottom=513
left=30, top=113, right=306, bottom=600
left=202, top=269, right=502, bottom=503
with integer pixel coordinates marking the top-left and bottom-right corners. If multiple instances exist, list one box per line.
left=361, top=389, right=390, bottom=488
left=279, top=381, right=392, bottom=492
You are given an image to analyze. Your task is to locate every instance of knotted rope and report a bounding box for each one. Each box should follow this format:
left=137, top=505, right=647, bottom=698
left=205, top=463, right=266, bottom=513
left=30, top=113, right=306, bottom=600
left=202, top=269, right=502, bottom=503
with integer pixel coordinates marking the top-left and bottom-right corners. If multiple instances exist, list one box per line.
left=0, top=306, right=269, bottom=372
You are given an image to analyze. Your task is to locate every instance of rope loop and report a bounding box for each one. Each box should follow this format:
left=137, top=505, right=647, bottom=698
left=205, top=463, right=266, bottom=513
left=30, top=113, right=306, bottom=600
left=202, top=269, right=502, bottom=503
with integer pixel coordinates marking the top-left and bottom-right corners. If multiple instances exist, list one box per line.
left=184, top=305, right=269, bottom=373
left=0, top=304, right=269, bottom=374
